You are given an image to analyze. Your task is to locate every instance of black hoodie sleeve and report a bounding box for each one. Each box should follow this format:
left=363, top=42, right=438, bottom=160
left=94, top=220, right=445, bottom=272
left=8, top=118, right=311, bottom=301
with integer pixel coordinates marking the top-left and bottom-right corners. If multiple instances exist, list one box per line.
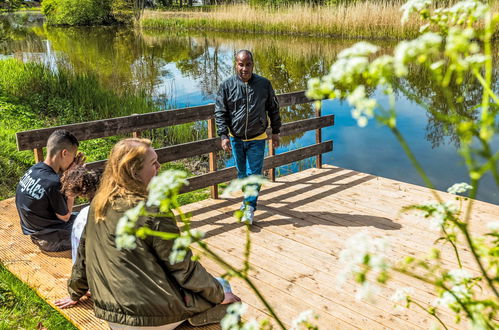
left=215, top=82, right=230, bottom=140
left=266, top=81, right=281, bottom=135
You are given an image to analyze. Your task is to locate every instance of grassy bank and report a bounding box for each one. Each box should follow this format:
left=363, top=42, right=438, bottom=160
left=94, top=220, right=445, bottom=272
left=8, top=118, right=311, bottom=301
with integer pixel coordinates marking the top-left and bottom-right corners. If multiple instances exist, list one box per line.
left=141, top=2, right=424, bottom=40
left=0, top=263, right=76, bottom=329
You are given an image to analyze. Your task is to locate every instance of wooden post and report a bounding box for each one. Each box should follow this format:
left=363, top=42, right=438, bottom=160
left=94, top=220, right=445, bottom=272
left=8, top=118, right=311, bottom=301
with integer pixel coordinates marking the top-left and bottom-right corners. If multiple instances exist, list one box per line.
left=33, top=148, right=43, bottom=163
left=315, top=102, right=322, bottom=169
left=207, top=118, right=218, bottom=199
left=268, top=138, right=275, bottom=182
left=132, top=131, right=141, bottom=138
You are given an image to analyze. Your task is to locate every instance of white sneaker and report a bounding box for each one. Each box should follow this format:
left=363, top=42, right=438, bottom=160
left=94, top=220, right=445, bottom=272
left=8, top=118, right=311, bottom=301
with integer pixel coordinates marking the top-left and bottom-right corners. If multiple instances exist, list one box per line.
left=241, top=205, right=255, bottom=225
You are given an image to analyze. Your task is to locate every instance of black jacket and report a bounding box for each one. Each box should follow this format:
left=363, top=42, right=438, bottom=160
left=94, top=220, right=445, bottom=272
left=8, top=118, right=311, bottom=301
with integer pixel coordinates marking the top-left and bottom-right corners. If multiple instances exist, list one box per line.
left=215, top=74, right=281, bottom=140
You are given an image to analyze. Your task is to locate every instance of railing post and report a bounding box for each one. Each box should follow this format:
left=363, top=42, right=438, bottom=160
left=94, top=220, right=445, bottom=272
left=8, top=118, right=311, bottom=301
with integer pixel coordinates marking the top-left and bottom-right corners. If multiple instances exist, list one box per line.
left=33, top=148, right=43, bottom=163
left=132, top=131, right=141, bottom=138
left=268, top=138, right=275, bottom=182
left=315, top=101, right=322, bottom=169
left=207, top=118, right=218, bottom=199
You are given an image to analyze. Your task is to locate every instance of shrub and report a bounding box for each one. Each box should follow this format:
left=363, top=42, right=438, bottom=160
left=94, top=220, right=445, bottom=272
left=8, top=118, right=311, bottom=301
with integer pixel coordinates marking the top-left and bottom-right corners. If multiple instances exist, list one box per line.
left=41, top=0, right=114, bottom=26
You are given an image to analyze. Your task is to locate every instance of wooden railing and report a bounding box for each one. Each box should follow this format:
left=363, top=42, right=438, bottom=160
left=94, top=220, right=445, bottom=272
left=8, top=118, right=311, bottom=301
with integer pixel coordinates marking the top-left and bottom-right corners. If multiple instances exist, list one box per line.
left=16, top=91, right=334, bottom=198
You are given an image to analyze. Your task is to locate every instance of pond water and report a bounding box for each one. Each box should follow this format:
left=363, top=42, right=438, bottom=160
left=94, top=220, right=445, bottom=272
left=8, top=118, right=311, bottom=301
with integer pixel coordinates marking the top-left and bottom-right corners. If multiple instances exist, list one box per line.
left=1, top=13, right=498, bottom=205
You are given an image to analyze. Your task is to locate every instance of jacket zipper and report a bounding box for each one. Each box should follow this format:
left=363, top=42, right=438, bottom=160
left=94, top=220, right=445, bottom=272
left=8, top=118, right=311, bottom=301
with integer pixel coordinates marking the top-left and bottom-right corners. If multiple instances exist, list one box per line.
left=245, top=82, right=249, bottom=140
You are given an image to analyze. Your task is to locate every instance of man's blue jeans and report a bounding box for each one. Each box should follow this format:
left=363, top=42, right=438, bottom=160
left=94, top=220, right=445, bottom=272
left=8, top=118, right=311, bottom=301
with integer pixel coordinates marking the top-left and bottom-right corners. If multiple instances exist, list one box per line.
left=230, top=137, right=266, bottom=210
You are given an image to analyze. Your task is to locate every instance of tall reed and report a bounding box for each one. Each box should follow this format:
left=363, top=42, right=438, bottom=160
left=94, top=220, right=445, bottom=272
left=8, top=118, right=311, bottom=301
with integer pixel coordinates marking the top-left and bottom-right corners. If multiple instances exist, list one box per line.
left=142, top=1, right=425, bottom=40
left=141, top=1, right=499, bottom=40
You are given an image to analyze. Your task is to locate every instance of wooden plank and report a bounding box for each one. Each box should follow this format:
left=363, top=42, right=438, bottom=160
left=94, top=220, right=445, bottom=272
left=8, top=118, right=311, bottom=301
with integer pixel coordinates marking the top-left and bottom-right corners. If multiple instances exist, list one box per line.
left=84, top=137, right=222, bottom=174
left=270, top=115, right=334, bottom=137
left=16, top=104, right=214, bottom=151
left=276, top=91, right=311, bottom=107
left=180, top=141, right=333, bottom=193
left=83, top=117, right=334, bottom=174
left=16, top=91, right=315, bottom=151
left=315, top=103, right=322, bottom=168
left=33, top=148, right=43, bottom=163
left=207, top=118, right=218, bottom=199
left=268, top=138, right=275, bottom=182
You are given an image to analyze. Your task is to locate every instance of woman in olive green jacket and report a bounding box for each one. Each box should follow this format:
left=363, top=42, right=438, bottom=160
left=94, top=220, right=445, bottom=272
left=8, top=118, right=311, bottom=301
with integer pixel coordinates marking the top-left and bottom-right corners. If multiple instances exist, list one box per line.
left=55, top=138, right=240, bottom=328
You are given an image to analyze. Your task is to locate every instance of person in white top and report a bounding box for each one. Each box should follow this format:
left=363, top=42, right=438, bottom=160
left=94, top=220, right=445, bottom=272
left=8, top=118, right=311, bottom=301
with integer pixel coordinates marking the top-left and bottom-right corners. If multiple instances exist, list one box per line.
left=60, top=166, right=99, bottom=263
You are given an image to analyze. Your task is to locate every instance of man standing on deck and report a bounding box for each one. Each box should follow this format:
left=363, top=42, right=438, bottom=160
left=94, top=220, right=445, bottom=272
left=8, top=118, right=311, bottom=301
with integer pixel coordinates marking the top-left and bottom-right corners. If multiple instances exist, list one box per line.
left=15, top=129, right=85, bottom=252
left=215, top=49, right=281, bottom=224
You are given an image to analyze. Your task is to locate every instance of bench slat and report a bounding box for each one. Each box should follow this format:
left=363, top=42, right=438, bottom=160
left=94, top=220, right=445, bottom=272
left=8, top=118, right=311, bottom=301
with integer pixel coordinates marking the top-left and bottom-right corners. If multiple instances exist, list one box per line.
left=16, top=91, right=310, bottom=151
left=84, top=115, right=334, bottom=174
left=181, top=140, right=333, bottom=193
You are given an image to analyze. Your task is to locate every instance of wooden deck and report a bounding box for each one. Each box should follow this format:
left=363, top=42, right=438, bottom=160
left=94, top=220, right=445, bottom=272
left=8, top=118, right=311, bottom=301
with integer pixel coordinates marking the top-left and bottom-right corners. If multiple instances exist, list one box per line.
left=1, top=165, right=497, bottom=329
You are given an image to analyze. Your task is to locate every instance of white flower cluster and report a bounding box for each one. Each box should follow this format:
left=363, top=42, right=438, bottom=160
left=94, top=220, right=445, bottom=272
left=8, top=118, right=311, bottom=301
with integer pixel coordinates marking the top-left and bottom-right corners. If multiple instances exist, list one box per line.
left=391, top=287, right=414, bottom=305
left=337, top=231, right=391, bottom=300
left=329, top=42, right=379, bottom=85
left=394, top=33, right=442, bottom=76
left=306, top=41, right=380, bottom=101
left=421, top=201, right=458, bottom=231
left=169, top=232, right=193, bottom=264
left=433, top=284, right=471, bottom=308
left=220, top=302, right=248, bottom=330
left=448, top=268, right=473, bottom=284
left=400, top=0, right=432, bottom=24
left=447, top=182, right=472, bottom=195
left=115, top=201, right=146, bottom=250
left=442, top=0, right=488, bottom=25
left=445, top=27, right=478, bottom=55
left=291, top=310, right=319, bottom=330
left=221, top=175, right=269, bottom=199
left=347, top=86, right=377, bottom=127
left=147, top=170, right=188, bottom=208
left=355, top=282, right=381, bottom=303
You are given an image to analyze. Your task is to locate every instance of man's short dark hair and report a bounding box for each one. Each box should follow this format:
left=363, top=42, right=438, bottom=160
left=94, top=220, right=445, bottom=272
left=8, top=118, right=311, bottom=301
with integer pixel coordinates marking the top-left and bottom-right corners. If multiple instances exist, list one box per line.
left=235, top=50, right=253, bottom=62
left=46, top=129, right=79, bottom=156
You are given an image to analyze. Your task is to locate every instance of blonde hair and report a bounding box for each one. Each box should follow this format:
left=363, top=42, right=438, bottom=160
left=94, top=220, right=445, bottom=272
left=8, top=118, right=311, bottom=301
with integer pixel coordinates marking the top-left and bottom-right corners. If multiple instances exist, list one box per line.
left=93, top=138, right=152, bottom=222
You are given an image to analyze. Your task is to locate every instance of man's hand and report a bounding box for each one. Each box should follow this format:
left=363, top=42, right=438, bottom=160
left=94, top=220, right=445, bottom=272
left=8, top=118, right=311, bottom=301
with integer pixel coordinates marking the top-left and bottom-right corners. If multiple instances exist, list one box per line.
left=74, top=152, right=86, bottom=166
left=68, top=152, right=86, bottom=171
left=221, top=292, right=241, bottom=304
left=271, top=134, right=280, bottom=148
left=221, top=138, right=232, bottom=153
left=54, top=297, right=79, bottom=309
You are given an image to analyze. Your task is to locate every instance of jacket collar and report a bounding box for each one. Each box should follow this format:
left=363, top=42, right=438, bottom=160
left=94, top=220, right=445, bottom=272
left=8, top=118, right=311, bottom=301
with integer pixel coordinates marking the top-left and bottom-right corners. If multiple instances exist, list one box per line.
left=236, top=73, right=255, bottom=84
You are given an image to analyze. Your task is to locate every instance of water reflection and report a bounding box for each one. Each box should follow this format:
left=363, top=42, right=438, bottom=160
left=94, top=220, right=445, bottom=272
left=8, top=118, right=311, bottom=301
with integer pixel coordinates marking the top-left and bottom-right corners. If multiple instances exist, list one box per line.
left=0, top=14, right=497, bottom=204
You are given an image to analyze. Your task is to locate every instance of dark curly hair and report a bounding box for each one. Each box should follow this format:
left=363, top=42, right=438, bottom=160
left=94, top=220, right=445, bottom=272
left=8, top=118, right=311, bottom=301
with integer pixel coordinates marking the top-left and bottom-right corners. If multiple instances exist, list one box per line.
left=61, top=166, right=99, bottom=200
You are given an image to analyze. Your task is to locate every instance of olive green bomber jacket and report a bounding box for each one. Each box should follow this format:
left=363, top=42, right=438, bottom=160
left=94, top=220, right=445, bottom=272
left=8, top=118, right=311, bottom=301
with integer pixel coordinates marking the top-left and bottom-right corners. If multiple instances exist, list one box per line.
left=68, top=195, right=224, bottom=326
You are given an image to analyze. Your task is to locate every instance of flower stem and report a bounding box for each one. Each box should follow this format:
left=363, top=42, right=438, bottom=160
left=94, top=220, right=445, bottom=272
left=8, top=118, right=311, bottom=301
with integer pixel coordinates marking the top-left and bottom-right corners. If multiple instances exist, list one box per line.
left=198, top=243, right=287, bottom=330
left=441, top=227, right=462, bottom=269
left=409, top=298, right=449, bottom=330
left=457, top=222, right=499, bottom=299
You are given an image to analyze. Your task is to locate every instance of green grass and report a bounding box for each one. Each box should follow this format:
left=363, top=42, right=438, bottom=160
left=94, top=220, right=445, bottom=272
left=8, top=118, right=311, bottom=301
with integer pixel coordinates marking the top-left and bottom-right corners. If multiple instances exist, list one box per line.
left=0, top=263, right=76, bottom=329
